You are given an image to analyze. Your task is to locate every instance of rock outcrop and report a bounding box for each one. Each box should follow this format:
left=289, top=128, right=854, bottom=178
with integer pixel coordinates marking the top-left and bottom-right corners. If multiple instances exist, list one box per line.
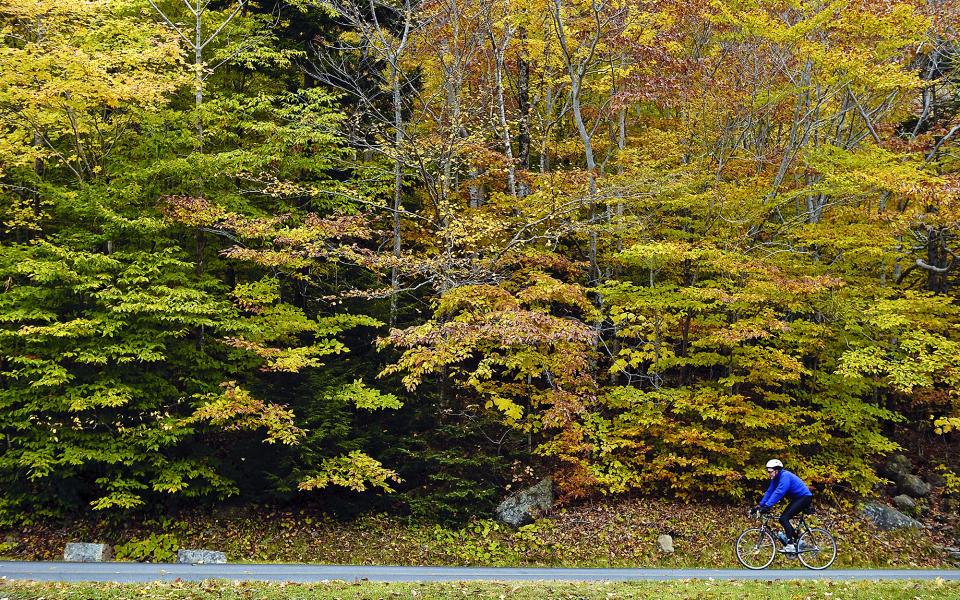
left=899, top=474, right=932, bottom=498
left=859, top=502, right=923, bottom=531
left=495, top=478, right=553, bottom=527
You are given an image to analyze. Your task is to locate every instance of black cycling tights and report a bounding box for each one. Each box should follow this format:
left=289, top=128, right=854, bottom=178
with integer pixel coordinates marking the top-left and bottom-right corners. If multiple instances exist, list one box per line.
left=779, top=495, right=812, bottom=542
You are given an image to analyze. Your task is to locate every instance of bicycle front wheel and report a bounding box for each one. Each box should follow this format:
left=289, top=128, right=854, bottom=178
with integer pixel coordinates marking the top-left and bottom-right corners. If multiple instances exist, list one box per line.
left=797, top=528, right=837, bottom=570
left=735, top=528, right=776, bottom=569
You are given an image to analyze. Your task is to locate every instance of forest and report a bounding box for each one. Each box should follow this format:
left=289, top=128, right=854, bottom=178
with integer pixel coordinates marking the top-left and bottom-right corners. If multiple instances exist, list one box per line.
left=1, top=0, right=959, bottom=527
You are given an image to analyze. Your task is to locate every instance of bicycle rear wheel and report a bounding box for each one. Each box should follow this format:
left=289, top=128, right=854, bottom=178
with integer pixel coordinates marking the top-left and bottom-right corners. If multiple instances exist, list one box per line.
left=797, top=528, right=837, bottom=569
left=735, top=528, right=776, bottom=569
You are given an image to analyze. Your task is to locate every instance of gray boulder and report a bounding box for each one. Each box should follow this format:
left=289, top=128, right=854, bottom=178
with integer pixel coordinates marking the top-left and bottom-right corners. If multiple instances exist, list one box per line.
left=879, top=454, right=912, bottom=484
left=64, top=542, right=114, bottom=562
left=893, top=494, right=916, bottom=513
left=899, top=474, right=932, bottom=498
left=657, top=534, right=674, bottom=554
left=495, top=478, right=553, bottom=527
left=176, top=549, right=226, bottom=564
left=859, top=501, right=922, bottom=531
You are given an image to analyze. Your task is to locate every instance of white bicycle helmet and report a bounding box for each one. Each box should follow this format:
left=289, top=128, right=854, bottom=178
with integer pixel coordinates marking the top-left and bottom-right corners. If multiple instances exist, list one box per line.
left=766, top=459, right=784, bottom=469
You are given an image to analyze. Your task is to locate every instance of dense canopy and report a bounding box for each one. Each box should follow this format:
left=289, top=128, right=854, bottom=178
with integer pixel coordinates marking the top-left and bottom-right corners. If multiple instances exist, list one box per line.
left=1, top=0, right=958, bottom=524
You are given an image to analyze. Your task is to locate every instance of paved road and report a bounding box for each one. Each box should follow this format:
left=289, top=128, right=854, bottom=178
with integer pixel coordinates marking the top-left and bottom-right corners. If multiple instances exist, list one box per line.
left=2, top=561, right=960, bottom=583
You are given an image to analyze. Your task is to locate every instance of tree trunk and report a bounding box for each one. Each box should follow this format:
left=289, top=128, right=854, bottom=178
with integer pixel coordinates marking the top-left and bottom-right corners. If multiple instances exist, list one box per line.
left=390, top=62, right=403, bottom=329
left=516, top=28, right=531, bottom=197
left=487, top=13, right=516, bottom=197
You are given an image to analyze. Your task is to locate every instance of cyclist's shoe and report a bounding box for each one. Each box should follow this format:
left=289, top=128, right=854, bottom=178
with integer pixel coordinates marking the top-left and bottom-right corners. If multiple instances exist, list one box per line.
left=781, top=543, right=797, bottom=553
left=798, top=541, right=808, bottom=551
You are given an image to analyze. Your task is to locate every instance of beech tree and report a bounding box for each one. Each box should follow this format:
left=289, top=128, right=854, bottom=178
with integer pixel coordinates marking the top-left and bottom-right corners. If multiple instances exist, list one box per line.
left=2, top=0, right=960, bottom=522
left=0, top=0, right=396, bottom=523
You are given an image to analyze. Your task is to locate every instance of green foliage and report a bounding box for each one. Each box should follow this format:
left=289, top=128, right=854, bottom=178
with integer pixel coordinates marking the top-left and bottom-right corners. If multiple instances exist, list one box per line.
left=114, top=532, right=179, bottom=563
left=838, top=291, right=960, bottom=394
left=334, top=380, right=403, bottom=411
left=934, top=464, right=960, bottom=496
left=298, top=450, right=401, bottom=493
left=3, top=0, right=960, bottom=524
left=0, top=234, right=243, bottom=520
left=0, top=0, right=393, bottom=524
left=398, top=445, right=506, bottom=524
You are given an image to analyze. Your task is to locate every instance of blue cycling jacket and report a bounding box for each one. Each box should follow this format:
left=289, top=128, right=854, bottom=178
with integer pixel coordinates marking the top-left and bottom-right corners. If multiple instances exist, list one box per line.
left=759, top=469, right=812, bottom=508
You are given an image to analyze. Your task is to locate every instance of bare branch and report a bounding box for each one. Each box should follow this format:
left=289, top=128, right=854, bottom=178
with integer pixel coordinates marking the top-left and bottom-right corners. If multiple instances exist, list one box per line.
left=147, top=0, right=195, bottom=47
left=925, top=124, right=960, bottom=164
left=200, top=0, right=246, bottom=51
left=915, top=258, right=953, bottom=273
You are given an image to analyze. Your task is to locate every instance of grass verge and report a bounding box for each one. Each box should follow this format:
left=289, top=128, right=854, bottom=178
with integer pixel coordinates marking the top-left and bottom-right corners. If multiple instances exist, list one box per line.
left=3, top=578, right=960, bottom=600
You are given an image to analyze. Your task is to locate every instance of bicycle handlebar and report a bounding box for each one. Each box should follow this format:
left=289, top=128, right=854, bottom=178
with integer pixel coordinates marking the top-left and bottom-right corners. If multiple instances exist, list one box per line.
left=748, top=510, right=805, bottom=522
left=749, top=511, right=772, bottom=521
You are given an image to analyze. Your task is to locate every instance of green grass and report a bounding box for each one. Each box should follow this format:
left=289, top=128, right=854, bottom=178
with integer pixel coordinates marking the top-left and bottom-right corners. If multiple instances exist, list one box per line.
left=3, top=578, right=960, bottom=600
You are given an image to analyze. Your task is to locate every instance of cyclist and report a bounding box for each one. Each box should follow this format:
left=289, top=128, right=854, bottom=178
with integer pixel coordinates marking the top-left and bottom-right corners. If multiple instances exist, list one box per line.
left=749, top=459, right=813, bottom=553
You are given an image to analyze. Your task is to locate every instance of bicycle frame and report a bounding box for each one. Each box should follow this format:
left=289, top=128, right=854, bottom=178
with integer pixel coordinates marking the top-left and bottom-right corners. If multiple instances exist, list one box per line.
left=754, top=512, right=814, bottom=550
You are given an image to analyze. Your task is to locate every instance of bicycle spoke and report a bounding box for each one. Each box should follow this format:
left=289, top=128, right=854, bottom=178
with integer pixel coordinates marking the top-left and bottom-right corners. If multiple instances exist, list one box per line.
left=798, top=528, right=837, bottom=570
left=736, top=528, right=776, bottom=570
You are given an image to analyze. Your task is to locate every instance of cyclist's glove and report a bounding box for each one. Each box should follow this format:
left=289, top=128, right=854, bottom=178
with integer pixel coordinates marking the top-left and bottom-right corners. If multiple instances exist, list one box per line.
left=759, top=506, right=770, bottom=515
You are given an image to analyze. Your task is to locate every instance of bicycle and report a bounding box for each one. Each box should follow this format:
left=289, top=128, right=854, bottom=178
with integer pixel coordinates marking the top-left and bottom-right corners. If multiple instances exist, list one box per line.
left=735, top=509, right=837, bottom=570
